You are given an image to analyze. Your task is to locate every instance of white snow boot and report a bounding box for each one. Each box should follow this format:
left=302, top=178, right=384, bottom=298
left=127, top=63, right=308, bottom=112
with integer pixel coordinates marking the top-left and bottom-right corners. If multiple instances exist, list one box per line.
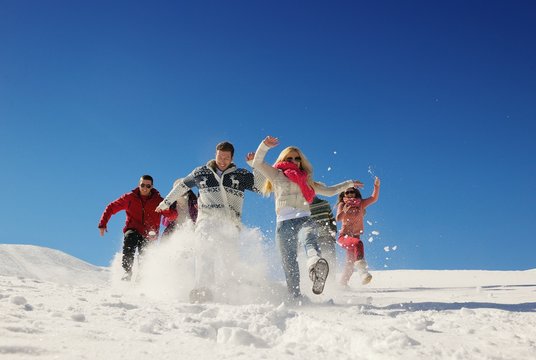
left=307, top=255, right=329, bottom=295
left=355, top=259, right=372, bottom=285
left=306, top=255, right=321, bottom=272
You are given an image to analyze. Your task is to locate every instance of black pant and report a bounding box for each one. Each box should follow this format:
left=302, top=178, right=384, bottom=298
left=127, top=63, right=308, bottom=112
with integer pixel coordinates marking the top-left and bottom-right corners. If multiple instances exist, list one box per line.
left=122, top=229, right=148, bottom=273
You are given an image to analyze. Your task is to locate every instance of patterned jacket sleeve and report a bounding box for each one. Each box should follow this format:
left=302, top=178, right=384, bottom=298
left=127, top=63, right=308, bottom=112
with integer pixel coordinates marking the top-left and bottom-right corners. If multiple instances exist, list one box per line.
left=328, top=208, right=338, bottom=233
left=159, top=192, right=178, bottom=221
left=161, top=172, right=195, bottom=208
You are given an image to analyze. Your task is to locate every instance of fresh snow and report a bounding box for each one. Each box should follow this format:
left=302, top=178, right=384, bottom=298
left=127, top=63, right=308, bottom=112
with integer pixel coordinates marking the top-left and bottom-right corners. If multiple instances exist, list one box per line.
left=1, top=243, right=535, bottom=360
left=0, top=244, right=108, bottom=285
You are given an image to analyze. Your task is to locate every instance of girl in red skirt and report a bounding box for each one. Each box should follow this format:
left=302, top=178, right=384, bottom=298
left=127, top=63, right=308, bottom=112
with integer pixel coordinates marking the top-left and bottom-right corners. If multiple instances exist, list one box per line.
left=336, top=177, right=380, bottom=286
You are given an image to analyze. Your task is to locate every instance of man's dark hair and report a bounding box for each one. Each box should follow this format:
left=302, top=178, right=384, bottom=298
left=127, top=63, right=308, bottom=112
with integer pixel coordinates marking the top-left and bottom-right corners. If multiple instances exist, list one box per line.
left=140, top=175, right=154, bottom=184
left=216, top=141, right=235, bottom=157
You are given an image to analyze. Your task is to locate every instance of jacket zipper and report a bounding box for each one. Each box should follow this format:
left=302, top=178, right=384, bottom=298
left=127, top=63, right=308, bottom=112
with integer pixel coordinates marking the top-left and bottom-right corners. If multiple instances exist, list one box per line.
left=138, top=193, right=145, bottom=227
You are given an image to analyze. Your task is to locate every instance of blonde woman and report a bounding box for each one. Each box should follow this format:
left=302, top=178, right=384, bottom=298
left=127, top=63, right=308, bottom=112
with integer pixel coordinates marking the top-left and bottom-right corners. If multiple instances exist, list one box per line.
left=252, top=135, right=363, bottom=301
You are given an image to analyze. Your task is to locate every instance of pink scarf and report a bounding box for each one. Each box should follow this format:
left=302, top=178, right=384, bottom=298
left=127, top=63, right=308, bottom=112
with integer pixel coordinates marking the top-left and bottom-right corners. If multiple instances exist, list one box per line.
left=342, top=197, right=362, bottom=214
left=343, top=197, right=361, bottom=207
left=274, top=161, right=315, bottom=203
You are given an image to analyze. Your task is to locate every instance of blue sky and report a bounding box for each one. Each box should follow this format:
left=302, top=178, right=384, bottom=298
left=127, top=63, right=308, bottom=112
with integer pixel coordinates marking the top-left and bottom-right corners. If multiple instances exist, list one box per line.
left=1, top=0, right=535, bottom=270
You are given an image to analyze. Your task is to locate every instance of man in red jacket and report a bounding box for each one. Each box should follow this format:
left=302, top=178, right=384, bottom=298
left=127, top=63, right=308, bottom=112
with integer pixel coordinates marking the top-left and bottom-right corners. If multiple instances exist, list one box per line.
left=98, top=175, right=176, bottom=281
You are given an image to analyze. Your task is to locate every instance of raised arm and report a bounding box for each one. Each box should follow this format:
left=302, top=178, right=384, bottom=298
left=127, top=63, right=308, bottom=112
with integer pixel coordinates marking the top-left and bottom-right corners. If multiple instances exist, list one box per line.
left=251, top=136, right=281, bottom=180
left=362, top=177, right=381, bottom=207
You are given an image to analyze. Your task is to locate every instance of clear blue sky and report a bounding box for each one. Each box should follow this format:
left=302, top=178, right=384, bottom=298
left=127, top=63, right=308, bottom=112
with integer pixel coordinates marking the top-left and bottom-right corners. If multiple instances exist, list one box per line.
left=1, top=0, right=535, bottom=270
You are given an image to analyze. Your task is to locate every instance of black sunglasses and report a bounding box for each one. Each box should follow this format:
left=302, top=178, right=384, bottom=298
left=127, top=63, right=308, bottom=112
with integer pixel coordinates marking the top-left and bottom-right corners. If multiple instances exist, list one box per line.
left=285, top=156, right=302, bottom=162
left=140, top=183, right=152, bottom=189
left=345, top=190, right=356, bottom=195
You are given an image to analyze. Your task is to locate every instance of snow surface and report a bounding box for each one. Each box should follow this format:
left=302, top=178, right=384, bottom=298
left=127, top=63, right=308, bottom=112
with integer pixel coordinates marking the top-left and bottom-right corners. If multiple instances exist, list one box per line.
left=1, top=243, right=535, bottom=360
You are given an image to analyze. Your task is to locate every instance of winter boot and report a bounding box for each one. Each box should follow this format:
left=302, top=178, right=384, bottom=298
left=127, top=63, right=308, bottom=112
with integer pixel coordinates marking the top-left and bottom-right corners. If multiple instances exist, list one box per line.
left=307, top=256, right=329, bottom=295
left=189, top=287, right=213, bottom=303
left=355, top=259, right=372, bottom=285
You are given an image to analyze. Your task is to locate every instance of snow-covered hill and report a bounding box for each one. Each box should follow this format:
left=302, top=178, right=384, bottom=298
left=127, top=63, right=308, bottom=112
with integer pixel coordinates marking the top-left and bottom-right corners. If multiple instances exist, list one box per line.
left=1, top=243, right=535, bottom=359
left=0, top=244, right=108, bottom=285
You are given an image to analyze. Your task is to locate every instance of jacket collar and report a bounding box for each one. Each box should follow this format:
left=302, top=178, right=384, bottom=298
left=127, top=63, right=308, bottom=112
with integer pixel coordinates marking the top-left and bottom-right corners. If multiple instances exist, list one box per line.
left=132, top=187, right=160, bottom=198
left=207, top=160, right=237, bottom=174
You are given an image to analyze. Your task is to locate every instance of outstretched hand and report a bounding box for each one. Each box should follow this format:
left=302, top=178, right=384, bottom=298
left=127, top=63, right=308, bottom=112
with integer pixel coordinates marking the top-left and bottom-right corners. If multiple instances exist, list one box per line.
left=374, top=176, right=381, bottom=187
left=245, top=152, right=255, bottom=161
left=155, top=201, right=169, bottom=213
left=99, top=227, right=107, bottom=236
left=263, top=136, right=279, bottom=148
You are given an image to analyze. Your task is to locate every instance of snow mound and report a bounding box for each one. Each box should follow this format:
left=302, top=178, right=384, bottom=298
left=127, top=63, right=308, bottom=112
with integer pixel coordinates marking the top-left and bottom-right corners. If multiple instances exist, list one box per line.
left=0, top=244, right=108, bottom=285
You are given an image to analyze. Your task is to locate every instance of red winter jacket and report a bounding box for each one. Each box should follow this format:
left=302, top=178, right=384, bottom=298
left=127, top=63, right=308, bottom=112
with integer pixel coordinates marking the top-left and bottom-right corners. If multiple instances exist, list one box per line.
left=98, top=187, right=176, bottom=240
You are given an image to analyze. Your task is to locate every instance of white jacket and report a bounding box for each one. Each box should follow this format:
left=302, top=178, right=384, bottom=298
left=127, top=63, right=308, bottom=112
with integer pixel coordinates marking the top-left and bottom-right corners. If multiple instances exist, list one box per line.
left=252, top=142, right=353, bottom=215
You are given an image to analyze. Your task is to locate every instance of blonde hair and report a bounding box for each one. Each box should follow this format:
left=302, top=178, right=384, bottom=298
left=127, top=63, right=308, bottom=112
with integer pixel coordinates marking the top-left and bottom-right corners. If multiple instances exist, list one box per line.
left=262, top=146, right=317, bottom=195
